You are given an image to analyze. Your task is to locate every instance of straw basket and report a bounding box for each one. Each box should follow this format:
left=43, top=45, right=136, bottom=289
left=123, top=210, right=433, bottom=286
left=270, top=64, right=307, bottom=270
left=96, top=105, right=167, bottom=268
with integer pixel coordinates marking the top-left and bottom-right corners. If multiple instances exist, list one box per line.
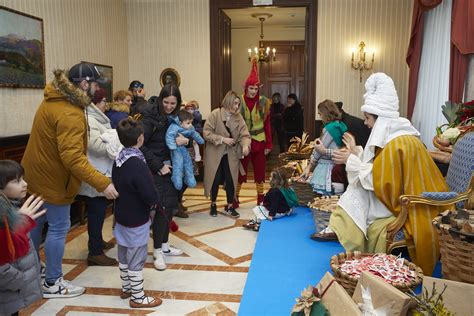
left=274, top=165, right=296, bottom=178
left=291, top=181, right=320, bottom=206
left=310, top=196, right=339, bottom=232
left=330, top=251, right=423, bottom=296
left=279, top=152, right=311, bottom=164
left=433, top=213, right=474, bottom=284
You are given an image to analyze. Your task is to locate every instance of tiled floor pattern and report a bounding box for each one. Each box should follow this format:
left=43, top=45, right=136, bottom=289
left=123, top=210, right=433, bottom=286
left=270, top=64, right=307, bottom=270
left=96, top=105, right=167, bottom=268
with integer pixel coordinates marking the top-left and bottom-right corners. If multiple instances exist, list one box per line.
left=22, top=181, right=269, bottom=316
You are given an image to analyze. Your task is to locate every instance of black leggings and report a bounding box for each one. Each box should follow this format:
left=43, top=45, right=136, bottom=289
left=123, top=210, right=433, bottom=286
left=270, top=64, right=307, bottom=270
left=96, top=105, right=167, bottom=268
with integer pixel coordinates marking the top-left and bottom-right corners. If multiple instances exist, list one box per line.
left=151, top=185, right=186, bottom=249
left=211, top=155, right=235, bottom=204
left=152, top=207, right=173, bottom=249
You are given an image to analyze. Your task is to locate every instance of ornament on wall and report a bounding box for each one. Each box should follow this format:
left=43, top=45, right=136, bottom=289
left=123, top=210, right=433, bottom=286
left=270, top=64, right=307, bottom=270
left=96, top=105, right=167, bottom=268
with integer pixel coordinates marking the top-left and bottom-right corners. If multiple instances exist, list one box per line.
left=160, top=68, right=181, bottom=87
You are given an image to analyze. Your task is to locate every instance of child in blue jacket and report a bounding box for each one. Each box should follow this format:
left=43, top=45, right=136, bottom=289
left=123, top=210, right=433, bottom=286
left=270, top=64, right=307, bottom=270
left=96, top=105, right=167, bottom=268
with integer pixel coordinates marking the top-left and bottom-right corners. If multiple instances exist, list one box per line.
left=166, top=110, right=204, bottom=190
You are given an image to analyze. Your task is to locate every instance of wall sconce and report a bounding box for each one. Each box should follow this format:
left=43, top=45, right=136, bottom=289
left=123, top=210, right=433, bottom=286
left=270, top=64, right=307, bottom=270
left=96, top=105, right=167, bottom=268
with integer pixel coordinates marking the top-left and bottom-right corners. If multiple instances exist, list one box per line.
left=351, top=41, right=375, bottom=82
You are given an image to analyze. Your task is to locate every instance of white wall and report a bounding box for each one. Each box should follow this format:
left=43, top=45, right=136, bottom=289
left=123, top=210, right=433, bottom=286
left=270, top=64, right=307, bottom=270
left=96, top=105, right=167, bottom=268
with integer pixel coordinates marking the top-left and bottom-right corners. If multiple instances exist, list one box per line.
left=0, top=0, right=416, bottom=136
left=231, top=26, right=305, bottom=93
left=0, top=0, right=130, bottom=137
left=316, top=0, right=413, bottom=118
left=125, top=0, right=211, bottom=117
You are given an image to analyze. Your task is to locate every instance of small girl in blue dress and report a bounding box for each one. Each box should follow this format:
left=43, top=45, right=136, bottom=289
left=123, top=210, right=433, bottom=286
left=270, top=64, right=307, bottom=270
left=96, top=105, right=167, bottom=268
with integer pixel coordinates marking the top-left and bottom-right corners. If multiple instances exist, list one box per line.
left=301, top=100, right=347, bottom=195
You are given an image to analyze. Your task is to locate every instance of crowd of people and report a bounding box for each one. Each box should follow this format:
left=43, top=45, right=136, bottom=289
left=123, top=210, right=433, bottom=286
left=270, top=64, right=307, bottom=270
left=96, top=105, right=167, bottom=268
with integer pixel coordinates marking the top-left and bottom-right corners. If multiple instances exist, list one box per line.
left=0, top=59, right=452, bottom=314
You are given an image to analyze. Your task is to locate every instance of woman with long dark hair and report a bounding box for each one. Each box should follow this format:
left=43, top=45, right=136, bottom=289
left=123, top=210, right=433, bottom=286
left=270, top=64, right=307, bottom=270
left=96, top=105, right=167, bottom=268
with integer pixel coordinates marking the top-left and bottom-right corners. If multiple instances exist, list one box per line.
left=140, top=84, right=188, bottom=271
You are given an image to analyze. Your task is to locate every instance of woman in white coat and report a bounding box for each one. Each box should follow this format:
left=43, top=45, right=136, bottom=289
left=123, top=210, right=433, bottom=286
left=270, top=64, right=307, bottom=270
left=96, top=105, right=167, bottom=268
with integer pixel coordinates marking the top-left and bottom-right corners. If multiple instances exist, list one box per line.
left=78, top=88, right=123, bottom=266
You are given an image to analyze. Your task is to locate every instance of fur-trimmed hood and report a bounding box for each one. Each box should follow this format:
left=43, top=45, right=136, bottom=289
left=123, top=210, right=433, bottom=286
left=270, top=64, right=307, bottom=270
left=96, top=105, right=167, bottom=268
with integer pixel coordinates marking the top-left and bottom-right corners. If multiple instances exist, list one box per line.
left=108, top=102, right=130, bottom=114
left=44, top=69, right=91, bottom=109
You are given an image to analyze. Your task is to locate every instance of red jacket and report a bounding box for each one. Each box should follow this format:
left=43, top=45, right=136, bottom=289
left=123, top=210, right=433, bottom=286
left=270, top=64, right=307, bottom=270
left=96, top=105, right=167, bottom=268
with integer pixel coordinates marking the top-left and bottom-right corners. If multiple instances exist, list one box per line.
left=0, top=214, right=36, bottom=265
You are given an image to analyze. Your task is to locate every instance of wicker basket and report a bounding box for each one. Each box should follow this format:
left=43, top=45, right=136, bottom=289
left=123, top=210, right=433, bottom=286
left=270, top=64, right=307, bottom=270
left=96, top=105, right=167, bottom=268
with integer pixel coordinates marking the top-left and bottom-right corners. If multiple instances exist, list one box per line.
left=279, top=152, right=311, bottom=163
left=291, top=181, right=320, bottom=206
left=310, top=196, right=339, bottom=232
left=274, top=165, right=296, bottom=178
left=330, top=251, right=423, bottom=296
left=433, top=213, right=474, bottom=284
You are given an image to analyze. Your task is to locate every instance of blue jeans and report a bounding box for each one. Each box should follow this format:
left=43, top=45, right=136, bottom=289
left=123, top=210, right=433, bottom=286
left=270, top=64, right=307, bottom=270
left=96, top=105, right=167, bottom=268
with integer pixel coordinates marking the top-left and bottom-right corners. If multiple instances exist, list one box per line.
left=30, top=203, right=71, bottom=284
left=82, top=196, right=108, bottom=256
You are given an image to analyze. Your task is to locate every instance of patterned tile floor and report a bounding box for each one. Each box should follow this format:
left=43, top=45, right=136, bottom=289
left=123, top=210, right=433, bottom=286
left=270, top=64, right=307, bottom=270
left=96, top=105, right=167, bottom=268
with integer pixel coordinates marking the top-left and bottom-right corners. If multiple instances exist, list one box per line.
left=22, top=181, right=270, bottom=316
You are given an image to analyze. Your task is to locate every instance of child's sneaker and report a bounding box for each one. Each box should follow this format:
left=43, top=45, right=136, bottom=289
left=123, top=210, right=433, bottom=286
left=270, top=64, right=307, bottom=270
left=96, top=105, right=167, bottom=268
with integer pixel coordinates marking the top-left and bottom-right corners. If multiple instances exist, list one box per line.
left=253, top=223, right=260, bottom=232
left=226, top=207, right=240, bottom=218
left=243, top=219, right=257, bottom=230
left=42, top=277, right=85, bottom=298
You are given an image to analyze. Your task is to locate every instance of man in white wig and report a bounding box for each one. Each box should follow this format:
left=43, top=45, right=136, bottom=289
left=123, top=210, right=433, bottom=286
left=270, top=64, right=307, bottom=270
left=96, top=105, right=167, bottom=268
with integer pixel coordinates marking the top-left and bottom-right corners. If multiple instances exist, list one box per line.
left=327, top=72, right=448, bottom=275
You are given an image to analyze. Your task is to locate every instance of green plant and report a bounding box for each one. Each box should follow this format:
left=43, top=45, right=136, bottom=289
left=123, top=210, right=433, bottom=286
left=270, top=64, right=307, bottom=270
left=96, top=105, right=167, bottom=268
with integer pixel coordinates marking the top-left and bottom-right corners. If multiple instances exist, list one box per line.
left=408, top=283, right=455, bottom=316
left=441, top=101, right=462, bottom=126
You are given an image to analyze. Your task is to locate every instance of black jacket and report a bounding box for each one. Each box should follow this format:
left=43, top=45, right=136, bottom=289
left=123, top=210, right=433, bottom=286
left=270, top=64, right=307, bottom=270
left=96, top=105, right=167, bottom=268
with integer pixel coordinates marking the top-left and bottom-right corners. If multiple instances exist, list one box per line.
left=263, top=188, right=290, bottom=217
left=340, top=111, right=371, bottom=147
left=112, top=157, right=159, bottom=227
left=282, top=104, right=304, bottom=135
left=130, top=96, right=148, bottom=116
left=140, top=104, right=180, bottom=210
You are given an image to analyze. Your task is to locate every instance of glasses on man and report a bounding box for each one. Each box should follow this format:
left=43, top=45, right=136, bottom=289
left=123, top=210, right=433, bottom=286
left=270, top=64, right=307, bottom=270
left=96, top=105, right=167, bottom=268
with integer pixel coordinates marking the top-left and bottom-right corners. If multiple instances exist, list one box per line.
left=133, top=83, right=144, bottom=89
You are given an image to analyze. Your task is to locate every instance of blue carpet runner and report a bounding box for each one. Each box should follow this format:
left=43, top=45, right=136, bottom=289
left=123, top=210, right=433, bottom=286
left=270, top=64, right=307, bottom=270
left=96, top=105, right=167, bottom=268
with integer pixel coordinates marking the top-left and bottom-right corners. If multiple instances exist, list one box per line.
left=239, top=206, right=442, bottom=315
left=239, top=206, right=344, bottom=315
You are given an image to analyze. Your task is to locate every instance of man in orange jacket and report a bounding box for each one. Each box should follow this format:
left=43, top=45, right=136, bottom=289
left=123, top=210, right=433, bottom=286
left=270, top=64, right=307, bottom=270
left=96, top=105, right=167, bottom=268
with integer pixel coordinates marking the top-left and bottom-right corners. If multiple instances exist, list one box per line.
left=22, top=62, right=118, bottom=299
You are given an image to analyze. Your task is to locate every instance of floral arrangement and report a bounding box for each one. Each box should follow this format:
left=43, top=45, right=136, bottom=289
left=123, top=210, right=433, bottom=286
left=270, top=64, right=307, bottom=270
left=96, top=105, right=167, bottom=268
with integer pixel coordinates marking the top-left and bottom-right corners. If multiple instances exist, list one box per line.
left=436, top=100, right=474, bottom=145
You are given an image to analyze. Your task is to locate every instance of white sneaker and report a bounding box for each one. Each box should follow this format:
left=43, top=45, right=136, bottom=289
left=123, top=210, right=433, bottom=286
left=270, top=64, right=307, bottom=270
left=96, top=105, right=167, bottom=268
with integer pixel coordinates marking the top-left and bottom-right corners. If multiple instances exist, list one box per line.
left=194, top=155, right=202, bottom=162
left=42, top=277, right=85, bottom=298
left=153, top=250, right=166, bottom=271
left=162, top=245, right=183, bottom=256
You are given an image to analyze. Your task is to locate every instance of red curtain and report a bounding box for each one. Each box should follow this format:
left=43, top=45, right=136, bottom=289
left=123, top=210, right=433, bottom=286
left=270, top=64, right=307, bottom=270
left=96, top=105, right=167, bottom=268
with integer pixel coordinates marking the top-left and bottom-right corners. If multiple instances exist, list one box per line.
left=406, top=0, right=443, bottom=120
left=449, top=0, right=474, bottom=102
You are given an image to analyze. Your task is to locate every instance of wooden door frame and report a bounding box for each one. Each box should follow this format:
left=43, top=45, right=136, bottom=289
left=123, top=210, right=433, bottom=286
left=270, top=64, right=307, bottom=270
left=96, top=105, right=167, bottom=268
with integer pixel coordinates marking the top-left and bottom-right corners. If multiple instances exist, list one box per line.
left=210, top=0, right=318, bottom=138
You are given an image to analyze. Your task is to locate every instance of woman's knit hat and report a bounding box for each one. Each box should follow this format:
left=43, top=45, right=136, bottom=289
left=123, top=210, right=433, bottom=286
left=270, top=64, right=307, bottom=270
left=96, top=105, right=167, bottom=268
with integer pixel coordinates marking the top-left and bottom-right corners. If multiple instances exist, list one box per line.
left=360, top=73, right=399, bottom=118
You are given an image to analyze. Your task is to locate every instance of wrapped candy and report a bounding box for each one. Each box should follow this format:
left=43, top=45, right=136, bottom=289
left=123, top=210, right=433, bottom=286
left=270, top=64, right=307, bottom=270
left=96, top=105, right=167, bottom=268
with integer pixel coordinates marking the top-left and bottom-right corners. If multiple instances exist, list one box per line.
left=339, top=254, right=417, bottom=286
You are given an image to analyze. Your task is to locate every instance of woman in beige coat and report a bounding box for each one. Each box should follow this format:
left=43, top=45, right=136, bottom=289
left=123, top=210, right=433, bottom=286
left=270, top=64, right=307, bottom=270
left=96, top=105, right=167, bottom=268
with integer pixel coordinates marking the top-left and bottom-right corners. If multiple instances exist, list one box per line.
left=204, top=91, right=251, bottom=217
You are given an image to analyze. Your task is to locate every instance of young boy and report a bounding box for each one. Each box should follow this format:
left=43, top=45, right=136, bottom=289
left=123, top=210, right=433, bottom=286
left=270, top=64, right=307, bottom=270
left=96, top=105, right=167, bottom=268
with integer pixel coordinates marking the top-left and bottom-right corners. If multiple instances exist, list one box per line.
left=166, top=110, right=204, bottom=190
left=113, top=118, right=161, bottom=308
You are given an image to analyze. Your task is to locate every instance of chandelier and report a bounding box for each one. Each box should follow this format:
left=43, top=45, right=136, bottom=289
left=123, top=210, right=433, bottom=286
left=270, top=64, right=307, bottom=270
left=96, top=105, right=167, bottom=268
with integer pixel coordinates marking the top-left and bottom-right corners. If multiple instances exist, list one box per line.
left=247, top=13, right=276, bottom=63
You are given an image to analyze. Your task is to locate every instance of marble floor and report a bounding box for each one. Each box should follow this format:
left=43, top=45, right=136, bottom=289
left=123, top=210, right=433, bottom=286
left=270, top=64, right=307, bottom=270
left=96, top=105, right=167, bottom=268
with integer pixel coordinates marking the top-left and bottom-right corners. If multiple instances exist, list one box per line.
left=22, top=181, right=269, bottom=316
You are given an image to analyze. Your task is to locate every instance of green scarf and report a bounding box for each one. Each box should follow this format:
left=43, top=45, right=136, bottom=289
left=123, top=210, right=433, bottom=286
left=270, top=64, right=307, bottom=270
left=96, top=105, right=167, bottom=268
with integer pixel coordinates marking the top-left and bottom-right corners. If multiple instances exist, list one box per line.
left=279, top=187, right=299, bottom=208
left=324, top=121, right=348, bottom=147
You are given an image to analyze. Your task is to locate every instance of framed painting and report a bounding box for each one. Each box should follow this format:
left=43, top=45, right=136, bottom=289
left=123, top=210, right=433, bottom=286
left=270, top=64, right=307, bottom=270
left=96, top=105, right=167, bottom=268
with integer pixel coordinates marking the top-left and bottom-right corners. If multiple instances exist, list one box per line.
left=160, top=68, right=181, bottom=87
left=82, top=61, right=113, bottom=102
left=0, top=6, right=45, bottom=88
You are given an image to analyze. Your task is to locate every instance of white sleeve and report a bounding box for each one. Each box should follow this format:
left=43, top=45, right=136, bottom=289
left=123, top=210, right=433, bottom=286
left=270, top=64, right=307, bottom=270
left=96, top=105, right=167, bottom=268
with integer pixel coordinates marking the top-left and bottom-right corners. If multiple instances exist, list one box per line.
left=345, top=148, right=374, bottom=191
left=100, top=129, right=123, bottom=159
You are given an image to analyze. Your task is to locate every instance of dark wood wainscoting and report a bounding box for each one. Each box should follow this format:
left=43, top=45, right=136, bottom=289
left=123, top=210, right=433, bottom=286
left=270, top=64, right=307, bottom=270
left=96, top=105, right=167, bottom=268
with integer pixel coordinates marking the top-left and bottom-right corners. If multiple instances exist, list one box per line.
left=0, top=134, right=30, bottom=162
